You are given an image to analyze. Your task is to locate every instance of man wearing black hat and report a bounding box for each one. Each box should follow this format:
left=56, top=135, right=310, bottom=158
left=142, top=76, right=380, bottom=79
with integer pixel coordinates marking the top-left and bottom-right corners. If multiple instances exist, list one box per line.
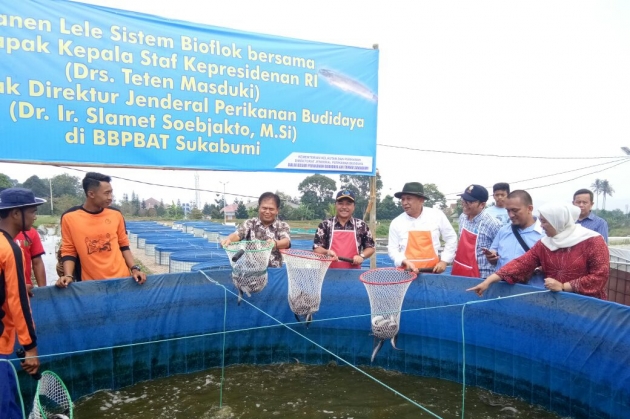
left=0, top=188, right=44, bottom=417
left=313, top=190, right=375, bottom=268
left=388, top=182, right=457, bottom=273
left=452, top=184, right=501, bottom=278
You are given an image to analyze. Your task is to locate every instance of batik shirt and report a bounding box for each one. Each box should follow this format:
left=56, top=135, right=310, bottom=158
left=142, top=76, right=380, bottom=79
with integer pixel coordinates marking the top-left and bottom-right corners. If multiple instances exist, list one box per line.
left=313, top=217, right=375, bottom=252
left=236, top=218, right=291, bottom=267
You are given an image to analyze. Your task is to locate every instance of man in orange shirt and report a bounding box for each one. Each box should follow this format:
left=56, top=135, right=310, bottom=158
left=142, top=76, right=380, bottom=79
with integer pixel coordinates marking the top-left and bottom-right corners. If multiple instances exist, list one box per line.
left=0, top=188, right=43, bottom=417
left=56, top=172, right=147, bottom=287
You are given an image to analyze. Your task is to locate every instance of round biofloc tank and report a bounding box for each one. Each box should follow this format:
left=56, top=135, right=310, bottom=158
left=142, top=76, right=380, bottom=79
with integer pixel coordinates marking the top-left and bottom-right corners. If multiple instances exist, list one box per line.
left=21, top=269, right=630, bottom=419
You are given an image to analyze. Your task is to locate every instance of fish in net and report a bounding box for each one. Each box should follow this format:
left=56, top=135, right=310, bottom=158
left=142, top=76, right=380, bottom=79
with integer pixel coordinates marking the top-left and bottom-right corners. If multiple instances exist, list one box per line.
left=28, top=371, right=73, bottom=419
left=223, top=240, right=273, bottom=305
left=360, top=268, right=417, bottom=362
left=281, top=249, right=334, bottom=327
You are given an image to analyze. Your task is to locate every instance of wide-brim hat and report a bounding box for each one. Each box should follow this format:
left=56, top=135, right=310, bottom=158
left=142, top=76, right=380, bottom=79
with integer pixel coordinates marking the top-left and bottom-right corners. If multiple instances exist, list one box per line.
left=0, top=188, right=46, bottom=210
left=394, top=182, right=428, bottom=199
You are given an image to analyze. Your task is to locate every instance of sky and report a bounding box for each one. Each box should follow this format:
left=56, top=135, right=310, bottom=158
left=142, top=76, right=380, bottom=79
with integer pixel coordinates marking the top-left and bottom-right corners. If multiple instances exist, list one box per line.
left=4, top=0, right=630, bottom=211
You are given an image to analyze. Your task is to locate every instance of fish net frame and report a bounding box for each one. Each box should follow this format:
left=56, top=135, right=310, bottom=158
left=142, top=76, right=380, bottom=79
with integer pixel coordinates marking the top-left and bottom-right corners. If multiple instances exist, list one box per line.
left=280, top=249, right=334, bottom=318
left=28, top=371, right=73, bottom=419
left=223, top=240, right=274, bottom=296
left=360, top=268, right=417, bottom=339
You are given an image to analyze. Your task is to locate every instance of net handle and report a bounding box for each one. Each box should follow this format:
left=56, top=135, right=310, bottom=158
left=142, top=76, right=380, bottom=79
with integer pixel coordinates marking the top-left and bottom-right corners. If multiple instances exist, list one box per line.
left=359, top=268, right=417, bottom=285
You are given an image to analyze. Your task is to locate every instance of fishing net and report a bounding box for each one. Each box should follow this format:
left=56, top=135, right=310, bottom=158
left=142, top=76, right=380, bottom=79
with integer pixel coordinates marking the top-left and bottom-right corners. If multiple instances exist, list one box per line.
left=28, top=371, right=73, bottom=419
left=360, top=268, right=417, bottom=340
left=223, top=240, right=274, bottom=303
left=281, top=249, right=334, bottom=324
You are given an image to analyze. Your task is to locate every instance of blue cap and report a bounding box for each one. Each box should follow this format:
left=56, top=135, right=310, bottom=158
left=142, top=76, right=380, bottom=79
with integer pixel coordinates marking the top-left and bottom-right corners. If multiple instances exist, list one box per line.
left=336, top=190, right=355, bottom=202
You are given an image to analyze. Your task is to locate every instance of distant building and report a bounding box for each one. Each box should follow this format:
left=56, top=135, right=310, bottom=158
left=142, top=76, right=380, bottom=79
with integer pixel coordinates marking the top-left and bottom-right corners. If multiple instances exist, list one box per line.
left=221, top=203, right=238, bottom=221
left=143, top=198, right=160, bottom=209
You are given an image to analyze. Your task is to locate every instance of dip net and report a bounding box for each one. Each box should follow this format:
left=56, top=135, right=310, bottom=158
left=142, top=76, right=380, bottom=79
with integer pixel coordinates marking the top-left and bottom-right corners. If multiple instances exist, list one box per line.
left=281, top=249, right=334, bottom=324
left=360, top=268, right=417, bottom=340
left=28, top=371, right=73, bottom=419
left=223, top=240, right=274, bottom=302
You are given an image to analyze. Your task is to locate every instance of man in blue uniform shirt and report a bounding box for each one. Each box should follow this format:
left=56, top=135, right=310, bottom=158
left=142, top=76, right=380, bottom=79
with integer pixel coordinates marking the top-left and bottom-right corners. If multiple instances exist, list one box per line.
left=485, top=190, right=545, bottom=286
left=573, top=188, right=608, bottom=243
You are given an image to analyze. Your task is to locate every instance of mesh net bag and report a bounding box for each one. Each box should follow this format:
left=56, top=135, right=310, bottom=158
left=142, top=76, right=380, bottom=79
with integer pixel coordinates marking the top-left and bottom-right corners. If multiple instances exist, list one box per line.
left=28, top=371, right=73, bottom=419
left=281, top=249, right=334, bottom=323
left=360, top=268, right=417, bottom=340
left=223, top=240, right=274, bottom=302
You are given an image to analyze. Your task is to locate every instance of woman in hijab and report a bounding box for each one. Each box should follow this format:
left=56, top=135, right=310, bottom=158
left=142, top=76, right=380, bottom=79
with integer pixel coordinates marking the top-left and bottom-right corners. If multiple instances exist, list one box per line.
left=467, top=202, right=609, bottom=299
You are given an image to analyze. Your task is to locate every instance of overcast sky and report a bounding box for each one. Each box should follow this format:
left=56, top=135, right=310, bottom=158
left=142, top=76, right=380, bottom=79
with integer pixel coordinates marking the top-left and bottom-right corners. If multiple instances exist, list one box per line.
left=4, top=0, right=630, bottom=210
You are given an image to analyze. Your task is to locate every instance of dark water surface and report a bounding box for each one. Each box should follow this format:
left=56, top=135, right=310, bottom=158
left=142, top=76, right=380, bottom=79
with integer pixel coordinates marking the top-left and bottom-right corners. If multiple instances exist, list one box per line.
left=74, top=363, right=565, bottom=419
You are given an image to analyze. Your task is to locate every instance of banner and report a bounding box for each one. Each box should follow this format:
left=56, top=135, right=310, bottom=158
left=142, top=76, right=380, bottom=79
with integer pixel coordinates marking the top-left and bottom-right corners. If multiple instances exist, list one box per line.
left=0, top=0, right=378, bottom=174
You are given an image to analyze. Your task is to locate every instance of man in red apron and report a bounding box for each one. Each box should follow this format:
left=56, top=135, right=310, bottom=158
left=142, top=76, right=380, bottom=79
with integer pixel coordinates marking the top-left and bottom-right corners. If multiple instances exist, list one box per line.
left=388, top=182, right=458, bottom=273
left=313, top=190, right=375, bottom=268
left=452, top=184, right=502, bottom=278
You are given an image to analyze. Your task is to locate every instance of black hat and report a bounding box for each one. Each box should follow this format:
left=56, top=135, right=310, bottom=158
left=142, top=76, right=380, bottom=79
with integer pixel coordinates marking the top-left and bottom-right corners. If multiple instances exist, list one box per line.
left=394, top=182, right=428, bottom=199
left=336, top=190, right=355, bottom=202
left=0, top=188, right=46, bottom=210
left=458, top=184, right=489, bottom=202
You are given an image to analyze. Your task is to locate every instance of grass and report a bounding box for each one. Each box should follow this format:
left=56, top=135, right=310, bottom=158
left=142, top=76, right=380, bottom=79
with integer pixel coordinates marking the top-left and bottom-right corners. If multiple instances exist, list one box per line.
left=33, top=215, right=60, bottom=228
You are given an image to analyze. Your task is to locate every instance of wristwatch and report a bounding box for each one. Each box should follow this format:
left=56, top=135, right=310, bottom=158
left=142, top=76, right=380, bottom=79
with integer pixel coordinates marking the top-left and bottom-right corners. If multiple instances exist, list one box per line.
left=360, top=253, right=366, bottom=259
left=130, top=265, right=142, bottom=272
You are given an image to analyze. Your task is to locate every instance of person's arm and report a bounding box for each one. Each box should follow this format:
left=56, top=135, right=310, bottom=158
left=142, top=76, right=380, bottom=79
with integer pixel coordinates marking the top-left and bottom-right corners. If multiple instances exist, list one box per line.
left=494, top=241, right=543, bottom=285
left=313, top=221, right=338, bottom=260
left=568, top=237, right=609, bottom=297
left=31, top=256, right=47, bottom=287
left=4, top=249, right=39, bottom=375
left=121, top=249, right=147, bottom=284
left=57, top=215, right=77, bottom=288
left=466, top=273, right=503, bottom=297
left=598, top=219, right=609, bottom=243
left=387, top=218, right=407, bottom=268
left=221, top=221, right=248, bottom=247
left=274, top=221, right=291, bottom=250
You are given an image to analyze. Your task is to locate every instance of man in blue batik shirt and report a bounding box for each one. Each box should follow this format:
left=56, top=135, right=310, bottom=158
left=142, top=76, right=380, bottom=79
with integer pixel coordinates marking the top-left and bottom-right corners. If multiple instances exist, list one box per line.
left=485, top=190, right=546, bottom=286
left=573, top=189, right=608, bottom=243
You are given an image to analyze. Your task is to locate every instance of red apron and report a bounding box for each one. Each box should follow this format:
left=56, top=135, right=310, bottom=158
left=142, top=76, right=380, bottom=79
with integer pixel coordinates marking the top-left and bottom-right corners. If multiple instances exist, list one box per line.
left=329, top=223, right=360, bottom=269
left=452, top=228, right=480, bottom=278
left=404, top=231, right=439, bottom=269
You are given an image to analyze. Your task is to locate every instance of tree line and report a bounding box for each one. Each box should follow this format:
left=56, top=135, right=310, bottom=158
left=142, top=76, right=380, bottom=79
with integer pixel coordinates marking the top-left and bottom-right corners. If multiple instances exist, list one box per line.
left=2, top=172, right=623, bottom=228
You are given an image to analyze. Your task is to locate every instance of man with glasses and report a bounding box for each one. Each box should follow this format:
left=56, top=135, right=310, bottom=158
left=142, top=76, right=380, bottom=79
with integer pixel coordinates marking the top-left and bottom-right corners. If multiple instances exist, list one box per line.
left=573, top=188, right=608, bottom=243
left=486, top=182, right=510, bottom=225
left=221, top=192, right=291, bottom=267
left=388, top=182, right=457, bottom=273
left=313, top=190, right=375, bottom=268
left=452, top=184, right=501, bottom=278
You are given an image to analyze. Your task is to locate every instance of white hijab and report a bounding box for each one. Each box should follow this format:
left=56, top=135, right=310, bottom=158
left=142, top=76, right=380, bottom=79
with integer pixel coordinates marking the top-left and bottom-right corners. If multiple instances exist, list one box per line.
left=539, top=202, right=600, bottom=251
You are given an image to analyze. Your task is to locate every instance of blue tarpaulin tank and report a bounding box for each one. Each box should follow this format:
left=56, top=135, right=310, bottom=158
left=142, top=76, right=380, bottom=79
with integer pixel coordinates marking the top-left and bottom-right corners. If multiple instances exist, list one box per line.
left=17, top=270, right=630, bottom=418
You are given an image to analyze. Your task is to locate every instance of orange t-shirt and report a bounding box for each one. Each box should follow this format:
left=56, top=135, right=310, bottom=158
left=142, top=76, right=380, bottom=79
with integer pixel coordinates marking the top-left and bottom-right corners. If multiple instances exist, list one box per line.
left=0, top=230, right=37, bottom=355
left=60, top=206, right=131, bottom=281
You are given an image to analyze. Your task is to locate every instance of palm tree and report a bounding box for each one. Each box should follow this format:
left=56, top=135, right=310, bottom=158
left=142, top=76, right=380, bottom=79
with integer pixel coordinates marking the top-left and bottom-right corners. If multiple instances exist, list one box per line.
left=600, top=179, right=615, bottom=210
left=590, top=179, right=603, bottom=210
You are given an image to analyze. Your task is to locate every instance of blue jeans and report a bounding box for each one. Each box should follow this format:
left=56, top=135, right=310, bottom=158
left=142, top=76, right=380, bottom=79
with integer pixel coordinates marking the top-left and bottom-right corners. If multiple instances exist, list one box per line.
left=0, top=354, right=23, bottom=419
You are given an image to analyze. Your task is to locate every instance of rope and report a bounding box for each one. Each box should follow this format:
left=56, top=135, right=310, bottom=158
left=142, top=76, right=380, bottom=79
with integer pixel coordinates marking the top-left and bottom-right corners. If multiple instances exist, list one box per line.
left=198, top=270, right=444, bottom=419
left=0, top=358, right=27, bottom=419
